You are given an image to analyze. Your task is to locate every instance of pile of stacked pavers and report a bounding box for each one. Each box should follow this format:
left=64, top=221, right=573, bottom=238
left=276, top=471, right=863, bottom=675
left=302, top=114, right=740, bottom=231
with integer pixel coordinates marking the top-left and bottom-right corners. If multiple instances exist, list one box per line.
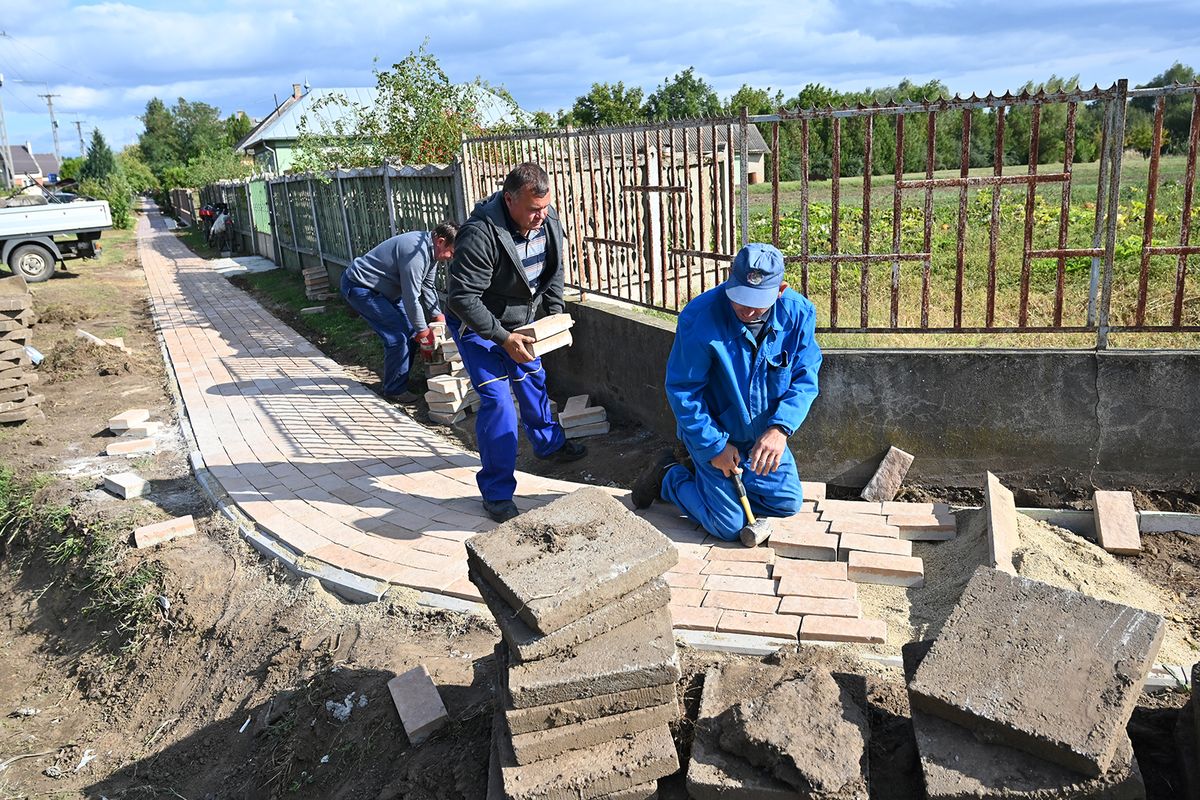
left=686, top=479, right=950, bottom=646
left=687, top=658, right=871, bottom=799
left=903, top=565, right=1164, bottom=799
left=302, top=266, right=332, bottom=300
left=558, top=394, right=609, bottom=440
left=0, top=275, right=43, bottom=425
left=466, top=486, right=682, bottom=799
left=424, top=325, right=478, bottom=424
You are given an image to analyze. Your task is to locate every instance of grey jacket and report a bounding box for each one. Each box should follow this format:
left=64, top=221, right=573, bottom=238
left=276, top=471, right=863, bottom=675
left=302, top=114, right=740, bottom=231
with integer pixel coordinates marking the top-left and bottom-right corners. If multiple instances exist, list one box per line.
left=342, top=230, right=441, bottom=332
left=446, top=192, right=565, bottom=344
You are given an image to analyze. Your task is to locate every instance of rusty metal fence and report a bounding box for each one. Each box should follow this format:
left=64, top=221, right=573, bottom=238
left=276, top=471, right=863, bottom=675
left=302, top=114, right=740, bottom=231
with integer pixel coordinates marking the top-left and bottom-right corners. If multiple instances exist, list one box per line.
left=461, top=79, right=1200, bottom=347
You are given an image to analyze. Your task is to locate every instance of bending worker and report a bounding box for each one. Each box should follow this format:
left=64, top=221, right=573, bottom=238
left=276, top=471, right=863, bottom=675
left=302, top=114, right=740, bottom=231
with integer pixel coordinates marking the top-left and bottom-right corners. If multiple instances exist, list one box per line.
left=632, top=243, right=822, bottom=540
left=340, top=222, right=457, bottom=404
left=447, top=163, right=586, bottom=523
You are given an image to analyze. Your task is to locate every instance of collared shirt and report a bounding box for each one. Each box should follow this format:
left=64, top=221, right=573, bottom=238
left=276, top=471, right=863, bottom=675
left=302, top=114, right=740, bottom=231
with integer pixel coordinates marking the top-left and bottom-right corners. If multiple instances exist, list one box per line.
left=503, top=205, right=549, bottom=292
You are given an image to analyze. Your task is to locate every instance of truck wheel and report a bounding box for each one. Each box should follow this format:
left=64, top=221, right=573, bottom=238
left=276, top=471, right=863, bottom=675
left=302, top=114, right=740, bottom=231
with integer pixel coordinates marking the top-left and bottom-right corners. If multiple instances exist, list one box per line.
left=8, top=244, right=55, bottom=283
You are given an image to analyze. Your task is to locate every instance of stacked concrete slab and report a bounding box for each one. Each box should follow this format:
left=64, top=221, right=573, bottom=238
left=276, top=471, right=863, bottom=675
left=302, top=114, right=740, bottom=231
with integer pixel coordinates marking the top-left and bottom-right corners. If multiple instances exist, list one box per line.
left=467, top=487, right=681, bottom=799
left=904, top=566, right=1163, bottom=798
left=559, top=394, right=609, bottom=440
left=302, top=266, right=332, bottom=300
left=0, top=275, right=43, bottom=424
left=424, top=326, right=478, bottom=424
left=687, top=659, right=870, bottom=799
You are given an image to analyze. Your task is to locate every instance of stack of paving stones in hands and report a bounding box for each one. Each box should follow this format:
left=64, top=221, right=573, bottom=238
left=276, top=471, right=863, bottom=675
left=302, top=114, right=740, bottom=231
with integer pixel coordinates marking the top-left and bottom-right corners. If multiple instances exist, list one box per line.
left=466, top=487, right=682, bottom=799
left=514, top=313, right=574, bottom=358
left=0, top=275, right=44, bottom=425
left=687, top=659, right=871, bottom=799
left=424, top=323, right=478, bottom=424
left=903, top=565, right=1164, bottom=799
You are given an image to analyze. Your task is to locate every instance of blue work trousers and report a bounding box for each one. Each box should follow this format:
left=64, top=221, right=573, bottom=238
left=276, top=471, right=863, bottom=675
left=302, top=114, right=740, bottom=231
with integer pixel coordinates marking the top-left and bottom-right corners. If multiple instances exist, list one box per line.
left=662, top=441, right=804, bottom=540
left=341, top=272, right=415, bottom=396
left=447, top=316, right=565, bottom=502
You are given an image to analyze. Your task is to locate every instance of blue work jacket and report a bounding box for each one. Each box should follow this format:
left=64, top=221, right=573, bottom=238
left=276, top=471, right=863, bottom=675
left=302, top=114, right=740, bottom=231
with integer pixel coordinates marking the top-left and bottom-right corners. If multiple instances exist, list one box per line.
left=665, top=285, right=822, bottom=464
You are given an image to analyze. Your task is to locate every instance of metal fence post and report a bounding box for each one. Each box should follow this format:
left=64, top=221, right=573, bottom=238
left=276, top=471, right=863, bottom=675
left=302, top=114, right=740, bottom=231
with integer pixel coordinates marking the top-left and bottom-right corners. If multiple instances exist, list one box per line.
left=244, top=180, right=256, bottom=256
left=284, top=177, right=301, bottom=263
left=335, top=170, right=355, bottom=259
left=1097, top=79, right=1128, bottom=350
left=383, top=166, right=398, bottom=237
left=450, top=160, right=468, bottom=224
left=739, top=107, right=750, bottom=247
left=306, top=176, right=325, bottom=266
left=266, top=177, right=283, bottom=266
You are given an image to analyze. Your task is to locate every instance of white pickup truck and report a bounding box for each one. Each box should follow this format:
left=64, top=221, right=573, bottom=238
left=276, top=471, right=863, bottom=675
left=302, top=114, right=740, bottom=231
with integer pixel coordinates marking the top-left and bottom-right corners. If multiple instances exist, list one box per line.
left=0, top=196, right=113, bottom=282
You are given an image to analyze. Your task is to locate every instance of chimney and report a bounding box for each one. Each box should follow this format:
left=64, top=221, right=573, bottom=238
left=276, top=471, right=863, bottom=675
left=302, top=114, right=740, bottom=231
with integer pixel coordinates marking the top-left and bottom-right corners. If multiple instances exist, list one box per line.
left=25, top=141, right=31, bottom=153
left=292, top=83, right=302, bottom=99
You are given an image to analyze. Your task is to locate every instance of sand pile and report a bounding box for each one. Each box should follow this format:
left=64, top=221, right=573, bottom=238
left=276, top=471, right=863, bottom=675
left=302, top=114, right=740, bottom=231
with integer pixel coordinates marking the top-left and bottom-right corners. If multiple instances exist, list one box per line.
left=857, top=509, right=1197, bottom=666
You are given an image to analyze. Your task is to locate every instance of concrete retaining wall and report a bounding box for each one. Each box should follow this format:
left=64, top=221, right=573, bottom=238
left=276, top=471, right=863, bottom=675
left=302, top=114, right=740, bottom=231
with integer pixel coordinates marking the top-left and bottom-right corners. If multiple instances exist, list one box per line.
left=543, top=300, right=1200, bottom=491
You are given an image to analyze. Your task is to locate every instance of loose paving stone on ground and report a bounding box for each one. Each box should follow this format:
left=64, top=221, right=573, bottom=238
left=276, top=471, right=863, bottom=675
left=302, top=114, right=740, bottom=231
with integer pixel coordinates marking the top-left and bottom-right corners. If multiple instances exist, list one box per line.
left=859, top=445, right=914, bottom=502
left=908, top=566, right=1165, bottom=777
left=902, top=641, right=1147, bottom=800
left=1093, top=490, right=1142, bottom=555
left=103, top=471, right=147, bottom=499
left=133, top=515, right=196, bottom=548
left=984, top=472, right=1019, bottom=573
left=386, top=665, right=449, bottom=746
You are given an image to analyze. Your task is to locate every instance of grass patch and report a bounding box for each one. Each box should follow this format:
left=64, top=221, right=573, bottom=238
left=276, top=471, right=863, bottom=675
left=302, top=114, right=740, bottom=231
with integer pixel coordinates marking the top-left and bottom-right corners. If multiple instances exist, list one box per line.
left=0, top=468, right=164, bottom=654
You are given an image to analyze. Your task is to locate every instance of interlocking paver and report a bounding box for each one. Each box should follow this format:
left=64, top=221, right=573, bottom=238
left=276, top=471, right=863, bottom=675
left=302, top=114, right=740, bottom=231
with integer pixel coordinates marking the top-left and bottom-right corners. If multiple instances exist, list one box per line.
left=137, top=209, right=923, bottom=642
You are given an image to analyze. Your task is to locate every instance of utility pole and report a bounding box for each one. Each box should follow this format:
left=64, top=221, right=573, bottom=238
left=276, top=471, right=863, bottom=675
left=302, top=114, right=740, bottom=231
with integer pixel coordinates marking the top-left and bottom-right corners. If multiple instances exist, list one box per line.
left=0, top=74, right=12, bottom=189
left=74, top=119, right=85, bottom=156
left=38, top=92, right=62, bottom=164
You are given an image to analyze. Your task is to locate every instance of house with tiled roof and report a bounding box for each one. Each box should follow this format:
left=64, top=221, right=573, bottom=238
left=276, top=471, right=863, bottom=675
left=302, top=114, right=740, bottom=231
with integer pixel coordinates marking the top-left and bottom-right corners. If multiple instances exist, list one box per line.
left=3, top=143, right=61, bottom=188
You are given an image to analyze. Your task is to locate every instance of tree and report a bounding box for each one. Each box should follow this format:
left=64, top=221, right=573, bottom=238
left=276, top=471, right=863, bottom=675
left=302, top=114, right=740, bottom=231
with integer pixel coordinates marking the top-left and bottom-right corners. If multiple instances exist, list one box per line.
left=1133, top=62, right=1197, bottom=155
left=117, top=145, right=159, bottom=193
left=58, top=155, right=85, bottom=181
left=563, top=82, right=645, bottom=127
left=80, top=128, right=115, bottom=182
left=294, top=42, right=492, bottom=171
left=224, top=111, right=255, bottom=148
left=138, top=97, right=180, bottom=176
left=644, top=67, right=722, bottom=121
left=173, top=98, right=226, bottom=163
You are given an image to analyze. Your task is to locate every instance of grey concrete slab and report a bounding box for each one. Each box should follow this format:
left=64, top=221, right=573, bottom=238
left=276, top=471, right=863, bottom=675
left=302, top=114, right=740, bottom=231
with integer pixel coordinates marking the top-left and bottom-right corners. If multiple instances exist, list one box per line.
left=509, top=699, right=678, bottom=766
left=909, top=567, right=1165, bottom=777
left=476, top=569, right=670, bottom=662
left=505, top=607, right=680, bottom=709
left=715, top=670, right=869, bottom=798
left=902, top=641, right=1146, bottom=800
left=494, top=710, right=678, bottom=800
left=467, top=487, right=677, bottom=635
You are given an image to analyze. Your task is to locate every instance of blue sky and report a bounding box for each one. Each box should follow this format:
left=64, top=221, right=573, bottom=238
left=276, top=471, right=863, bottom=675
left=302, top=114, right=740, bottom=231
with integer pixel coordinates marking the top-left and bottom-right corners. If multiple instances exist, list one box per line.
left=1, top=0, right=1196, bottom=157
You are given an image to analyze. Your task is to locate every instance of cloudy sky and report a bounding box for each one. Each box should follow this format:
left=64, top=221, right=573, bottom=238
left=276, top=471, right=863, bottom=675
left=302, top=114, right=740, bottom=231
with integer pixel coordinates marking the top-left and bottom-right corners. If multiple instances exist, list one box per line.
left=1, top=0, right=1196, bottom=158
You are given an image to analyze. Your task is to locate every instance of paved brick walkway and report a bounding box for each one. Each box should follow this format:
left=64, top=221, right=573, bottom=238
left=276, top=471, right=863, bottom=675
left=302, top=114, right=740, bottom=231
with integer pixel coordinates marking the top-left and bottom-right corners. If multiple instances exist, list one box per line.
left=138, top=208, right=927, bottom=646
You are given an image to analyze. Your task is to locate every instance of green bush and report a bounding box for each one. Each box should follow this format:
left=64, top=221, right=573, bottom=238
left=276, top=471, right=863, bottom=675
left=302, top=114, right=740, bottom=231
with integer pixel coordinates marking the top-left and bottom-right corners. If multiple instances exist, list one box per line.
left=79, top=174, right=132, bottom=229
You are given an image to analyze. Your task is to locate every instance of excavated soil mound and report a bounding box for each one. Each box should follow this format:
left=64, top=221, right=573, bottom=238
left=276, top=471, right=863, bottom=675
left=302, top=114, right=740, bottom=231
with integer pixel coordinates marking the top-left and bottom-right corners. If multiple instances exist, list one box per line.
left=857, top=510, right=1198, bottom=666
left=42, top=339, right=134, bottom=383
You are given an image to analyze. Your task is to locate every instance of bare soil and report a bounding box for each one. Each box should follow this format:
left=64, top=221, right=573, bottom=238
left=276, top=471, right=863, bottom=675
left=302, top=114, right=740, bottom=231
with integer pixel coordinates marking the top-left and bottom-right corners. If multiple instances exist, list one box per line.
left=0, top=214, right=1194, bottom=799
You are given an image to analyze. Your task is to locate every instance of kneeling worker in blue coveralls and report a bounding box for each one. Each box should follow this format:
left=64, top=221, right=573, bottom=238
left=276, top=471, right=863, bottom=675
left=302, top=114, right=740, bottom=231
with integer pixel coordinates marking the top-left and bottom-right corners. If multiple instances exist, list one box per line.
left=632, top=243, right=822, bottom=541
left=446, top=163, right=586, bottom=523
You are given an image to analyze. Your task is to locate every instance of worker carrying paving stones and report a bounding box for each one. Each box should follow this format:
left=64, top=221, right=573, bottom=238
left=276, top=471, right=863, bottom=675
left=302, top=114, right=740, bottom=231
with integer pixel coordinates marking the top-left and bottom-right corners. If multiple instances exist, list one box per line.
left=633, top=242, right=822, bottom=540
left=339, top=222, right=458, bottom=404
left=447, top=163, right=586, bottom=523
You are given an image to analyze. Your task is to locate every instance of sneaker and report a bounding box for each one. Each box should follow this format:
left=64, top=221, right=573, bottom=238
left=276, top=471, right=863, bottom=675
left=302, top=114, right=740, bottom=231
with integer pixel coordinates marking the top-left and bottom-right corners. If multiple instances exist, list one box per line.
left=631, top=450, right=678, bottom=509
left=538, top=439, right=587, bottom=463
left=482, top=498, right=520, bottom=523
left=384, top=390, right=421, bottom=405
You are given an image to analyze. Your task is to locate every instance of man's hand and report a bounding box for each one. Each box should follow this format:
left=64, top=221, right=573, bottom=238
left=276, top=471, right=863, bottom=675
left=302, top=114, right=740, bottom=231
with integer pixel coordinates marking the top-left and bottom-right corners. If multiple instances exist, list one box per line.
left=710, top=443, right=742, bottom=477
left=501, top=332, right=536, bottom=364
left=413, top=327, right=436, bottom=361
left=748, top=426, right=788, bottom=476
left=432, top=313, right=446, bottom=323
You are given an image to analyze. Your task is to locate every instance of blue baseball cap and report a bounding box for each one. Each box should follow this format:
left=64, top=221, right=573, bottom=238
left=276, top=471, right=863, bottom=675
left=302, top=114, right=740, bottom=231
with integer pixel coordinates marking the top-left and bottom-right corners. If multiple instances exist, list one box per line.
left=724, top=243, right=786, bottom=307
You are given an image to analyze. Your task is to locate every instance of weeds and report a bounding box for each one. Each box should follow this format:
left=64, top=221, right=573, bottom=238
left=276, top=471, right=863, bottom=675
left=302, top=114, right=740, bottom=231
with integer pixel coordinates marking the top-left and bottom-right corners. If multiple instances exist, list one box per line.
left=0, top=467, right=164, bottom=654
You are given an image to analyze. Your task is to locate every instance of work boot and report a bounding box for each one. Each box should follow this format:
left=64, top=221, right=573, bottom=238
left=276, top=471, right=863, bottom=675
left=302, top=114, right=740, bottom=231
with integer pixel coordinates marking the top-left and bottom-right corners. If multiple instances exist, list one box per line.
left=482, top=498, right=520, bottom=523
left=538, top=439, right=587, bottom=463
left=631, top=450, right=678, bottom=510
